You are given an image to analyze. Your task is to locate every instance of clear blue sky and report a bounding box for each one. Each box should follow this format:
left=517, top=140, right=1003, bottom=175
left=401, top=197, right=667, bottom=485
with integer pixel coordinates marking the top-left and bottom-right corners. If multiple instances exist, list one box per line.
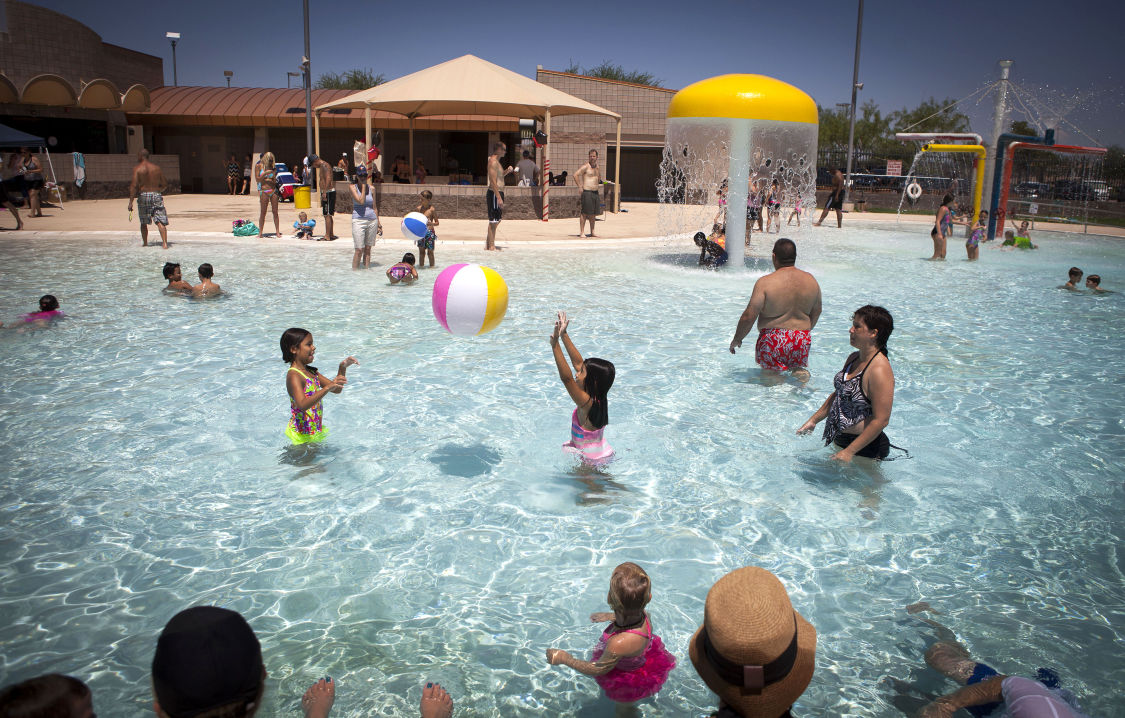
left=28, top=0, right=1125, bottom=146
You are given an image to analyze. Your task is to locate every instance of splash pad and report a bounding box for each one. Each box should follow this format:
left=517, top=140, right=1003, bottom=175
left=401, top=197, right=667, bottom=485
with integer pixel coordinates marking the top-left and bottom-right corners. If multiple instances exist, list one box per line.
left=658, top=75, right=818, bottom=268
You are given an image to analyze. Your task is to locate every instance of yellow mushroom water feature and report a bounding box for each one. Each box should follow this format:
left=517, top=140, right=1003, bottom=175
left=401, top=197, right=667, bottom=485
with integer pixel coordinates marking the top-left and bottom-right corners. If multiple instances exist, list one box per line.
left=660, top=75, right=818, bottom=268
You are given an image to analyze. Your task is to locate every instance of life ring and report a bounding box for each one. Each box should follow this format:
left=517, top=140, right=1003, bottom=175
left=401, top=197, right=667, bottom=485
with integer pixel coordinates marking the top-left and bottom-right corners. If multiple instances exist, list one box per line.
left=906, top=182, right=922, bottom=200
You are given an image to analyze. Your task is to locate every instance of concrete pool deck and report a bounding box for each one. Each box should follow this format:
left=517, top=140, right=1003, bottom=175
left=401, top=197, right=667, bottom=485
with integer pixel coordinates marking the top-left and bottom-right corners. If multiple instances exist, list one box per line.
left=4, top=194, right=1121, bottom=246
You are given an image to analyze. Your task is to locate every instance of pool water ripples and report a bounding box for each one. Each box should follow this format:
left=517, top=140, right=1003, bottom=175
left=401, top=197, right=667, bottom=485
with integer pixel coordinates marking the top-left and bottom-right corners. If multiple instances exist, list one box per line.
left=0, top=226, right=1122, bottom=716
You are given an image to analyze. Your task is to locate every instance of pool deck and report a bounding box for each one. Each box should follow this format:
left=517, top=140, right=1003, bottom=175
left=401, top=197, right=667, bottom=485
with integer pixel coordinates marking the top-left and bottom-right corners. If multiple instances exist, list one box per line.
left=4, top=194, right=1122, bottom=246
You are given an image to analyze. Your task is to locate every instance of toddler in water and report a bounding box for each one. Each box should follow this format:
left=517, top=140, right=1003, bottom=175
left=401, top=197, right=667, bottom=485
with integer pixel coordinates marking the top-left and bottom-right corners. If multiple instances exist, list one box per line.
left=386, top=252, right=418, bottom=284
left=546, top=562, right=676, bottom=709
left=415, top=190, right=439, bottom=269
left=1, top=294, right=64, bottom=328
left=551, top=311, right=614, bottom=465
left=280, top=327, right=358, bottom=444
left=293, top=211, right=317, bottom=239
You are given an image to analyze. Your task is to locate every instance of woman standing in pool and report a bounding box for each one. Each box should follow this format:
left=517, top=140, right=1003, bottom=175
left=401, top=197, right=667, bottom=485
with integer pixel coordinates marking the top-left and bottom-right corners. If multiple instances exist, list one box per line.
left=797, top=305, right=896, bottom=461
left=930, top=194, right=967, bottom=260
left=551, top=311, right=615, bottom=465
left=281, top=328, right=358, bottom=444
left=257, top=151, right=280, bottom=238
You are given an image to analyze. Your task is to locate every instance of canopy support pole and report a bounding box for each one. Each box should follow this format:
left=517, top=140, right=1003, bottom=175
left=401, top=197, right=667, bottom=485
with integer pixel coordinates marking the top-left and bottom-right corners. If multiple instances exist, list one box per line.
left=408, top=116, right=415, bottom=180
left=43, top=147, right=63, bottom=210
left=613, top=118, right=622, bottom=213
left=541, top=110, right=551, bottom=221
left=364, top=106, right=372, bottom=165
left=313, top=113, right=321, bottom=191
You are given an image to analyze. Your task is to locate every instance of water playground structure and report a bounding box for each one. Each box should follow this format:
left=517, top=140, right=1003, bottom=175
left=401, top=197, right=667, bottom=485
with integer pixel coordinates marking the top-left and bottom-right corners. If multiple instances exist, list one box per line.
left=659, top=74, right=819, bottom=268
left=894, top=135, right=987, bottom=226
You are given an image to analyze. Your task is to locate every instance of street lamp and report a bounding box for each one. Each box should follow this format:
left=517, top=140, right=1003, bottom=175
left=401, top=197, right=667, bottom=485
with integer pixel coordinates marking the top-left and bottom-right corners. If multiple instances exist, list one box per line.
left=843, top=0, right=864, bottom=203
left=166, top=32, right=180, bottom=86
left=224, top=70, right=233, bottom=88
left=287, top=72, right=301, bottom=89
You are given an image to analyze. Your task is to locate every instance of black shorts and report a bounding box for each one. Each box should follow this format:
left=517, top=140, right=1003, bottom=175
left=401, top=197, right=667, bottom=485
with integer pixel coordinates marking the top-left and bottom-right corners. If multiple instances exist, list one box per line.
left=833, top=431, right=890, bottom=460
left=321, top=190, right=336, bottom=216
left=826, top=192, right=844, bottom=211
left=25, top=177, right=44, bottom=191
left=486, top=189, right=503, bottom=223
left=581, top=189, right=599, bottom=216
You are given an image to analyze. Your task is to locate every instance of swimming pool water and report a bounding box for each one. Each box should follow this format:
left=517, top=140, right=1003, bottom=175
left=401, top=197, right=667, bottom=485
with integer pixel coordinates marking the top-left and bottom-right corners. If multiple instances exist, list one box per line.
left=0, top=225, right=1121, bottom=716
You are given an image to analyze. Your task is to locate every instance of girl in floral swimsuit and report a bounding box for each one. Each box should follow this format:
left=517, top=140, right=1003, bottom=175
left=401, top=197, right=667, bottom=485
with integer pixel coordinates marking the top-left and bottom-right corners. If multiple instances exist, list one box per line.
left=546, top=562, right=676, bottom=706
left=280, top=327, right=358, bottom=444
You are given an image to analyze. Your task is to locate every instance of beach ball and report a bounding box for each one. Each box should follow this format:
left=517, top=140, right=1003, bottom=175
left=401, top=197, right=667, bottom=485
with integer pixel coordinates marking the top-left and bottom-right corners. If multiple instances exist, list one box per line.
left=432, top=264, right=509, bottom=336
left=401, top=212, right=428, bottom=241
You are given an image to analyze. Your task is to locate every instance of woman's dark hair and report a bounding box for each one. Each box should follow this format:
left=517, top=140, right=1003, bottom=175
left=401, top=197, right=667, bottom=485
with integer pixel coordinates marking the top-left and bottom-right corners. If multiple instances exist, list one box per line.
left=0, top=673, right=90, bottom=718
left=402, top=253, right=415, bottom=265
left=941, top=193, right=955, bottom=206
left=853, top=305, right=893, bottom=356
left=582, top=357, right=615, bottom=429
left=280, top=327, right=310, bottom=363
left=38, top=295, right=59, bottom=311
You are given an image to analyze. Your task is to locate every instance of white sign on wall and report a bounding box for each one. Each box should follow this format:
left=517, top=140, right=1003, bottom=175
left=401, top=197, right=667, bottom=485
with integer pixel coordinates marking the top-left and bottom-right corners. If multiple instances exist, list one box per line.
left=1029, top=203, right=1039, bottom=215
left=886, top=160, right=902, bottom=176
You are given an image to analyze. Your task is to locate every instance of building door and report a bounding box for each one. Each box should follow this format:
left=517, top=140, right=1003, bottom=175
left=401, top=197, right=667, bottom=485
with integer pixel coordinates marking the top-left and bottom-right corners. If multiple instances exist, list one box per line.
left=201, top=136, right=228, bottom=194
left=605, top=148, right=663, bottom=202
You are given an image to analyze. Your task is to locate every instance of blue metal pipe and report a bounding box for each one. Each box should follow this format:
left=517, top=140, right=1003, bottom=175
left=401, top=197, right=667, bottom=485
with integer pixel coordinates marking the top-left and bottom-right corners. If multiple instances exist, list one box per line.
left=987, top=129, right=1054, bottom=239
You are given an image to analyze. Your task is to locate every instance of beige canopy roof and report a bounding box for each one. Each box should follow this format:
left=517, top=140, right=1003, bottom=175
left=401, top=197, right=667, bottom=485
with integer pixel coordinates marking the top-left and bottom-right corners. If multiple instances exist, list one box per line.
left=314, top=54, right=619, bottom=120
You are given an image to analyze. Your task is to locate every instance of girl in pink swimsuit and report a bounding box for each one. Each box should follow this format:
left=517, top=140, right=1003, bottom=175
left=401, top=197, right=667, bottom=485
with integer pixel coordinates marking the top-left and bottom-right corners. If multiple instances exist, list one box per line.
left=280, top=327, right=358, bottom=444
left=550, top=310, right=615, bottom=465
left=546, top=562, right=676, bottom=706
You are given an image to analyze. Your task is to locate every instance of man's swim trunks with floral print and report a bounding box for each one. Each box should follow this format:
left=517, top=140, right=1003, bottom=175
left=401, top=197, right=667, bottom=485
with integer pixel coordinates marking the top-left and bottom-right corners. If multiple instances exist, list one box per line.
left=755, top=328, right=811, bottom=371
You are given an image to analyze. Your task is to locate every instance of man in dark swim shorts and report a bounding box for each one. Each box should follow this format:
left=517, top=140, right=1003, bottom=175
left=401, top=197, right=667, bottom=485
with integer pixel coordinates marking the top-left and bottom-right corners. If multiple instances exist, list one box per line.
left=814, top=168, right=845, bottom=228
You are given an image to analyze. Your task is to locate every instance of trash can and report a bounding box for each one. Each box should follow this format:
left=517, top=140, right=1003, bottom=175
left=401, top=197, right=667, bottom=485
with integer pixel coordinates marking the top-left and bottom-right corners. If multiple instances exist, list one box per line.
left=294, top=185, right=311, bottom=209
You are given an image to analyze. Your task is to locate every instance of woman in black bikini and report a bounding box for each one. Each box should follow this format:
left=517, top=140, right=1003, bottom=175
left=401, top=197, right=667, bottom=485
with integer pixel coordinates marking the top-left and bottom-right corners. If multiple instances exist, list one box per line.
left=796, top=305, right=896, bottom=461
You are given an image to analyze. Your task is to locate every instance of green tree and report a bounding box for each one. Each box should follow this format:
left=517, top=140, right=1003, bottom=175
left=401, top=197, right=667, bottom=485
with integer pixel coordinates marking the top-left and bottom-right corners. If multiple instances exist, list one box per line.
left=1009, top=120, right=1038, bottom=137
left=560, top=60, right=661, bottom=87
left=315, top=68, right=386, bottom=90
left=817, top=100, right=895, bottom=153
left=890, top=97, right=971, bottom=135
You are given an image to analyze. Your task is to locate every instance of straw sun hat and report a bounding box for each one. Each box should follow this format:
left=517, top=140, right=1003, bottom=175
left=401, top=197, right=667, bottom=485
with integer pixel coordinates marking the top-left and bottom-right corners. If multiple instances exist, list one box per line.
left=688, top=567, right=816, bottom=718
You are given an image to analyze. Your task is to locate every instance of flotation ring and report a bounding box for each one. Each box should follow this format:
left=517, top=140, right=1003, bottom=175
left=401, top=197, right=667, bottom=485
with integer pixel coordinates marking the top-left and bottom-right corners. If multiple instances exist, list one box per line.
left=906, top=182, right=922, bottom=200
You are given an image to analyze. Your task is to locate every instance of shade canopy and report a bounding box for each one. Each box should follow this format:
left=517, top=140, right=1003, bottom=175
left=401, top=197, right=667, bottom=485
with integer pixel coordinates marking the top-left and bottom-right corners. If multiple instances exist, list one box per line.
left=0, top=123, right=45, bottom=147
left=314, top=54, right=619, bottom=121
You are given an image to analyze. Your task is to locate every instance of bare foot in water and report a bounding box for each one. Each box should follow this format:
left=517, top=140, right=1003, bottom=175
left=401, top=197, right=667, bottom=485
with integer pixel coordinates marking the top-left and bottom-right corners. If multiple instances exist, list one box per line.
left=420, top=682, right=453, bottom=718
left=302, top=677, right=334, bottom=718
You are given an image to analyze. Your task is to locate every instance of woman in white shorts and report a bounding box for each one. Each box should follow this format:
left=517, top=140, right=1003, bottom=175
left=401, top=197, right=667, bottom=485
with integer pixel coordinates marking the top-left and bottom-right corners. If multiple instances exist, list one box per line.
left=350, top=164, right=381, bottom=270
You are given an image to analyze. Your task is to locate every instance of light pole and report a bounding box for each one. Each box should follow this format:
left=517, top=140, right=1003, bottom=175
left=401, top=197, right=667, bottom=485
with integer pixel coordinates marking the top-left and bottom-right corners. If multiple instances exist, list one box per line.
left=287, top=72, right=301, bottom=89
left=302, top=0, right=313, bottom=161
left=224, top=70, right=233, bottom=88
left=843, top=0, right=863, bottom=204
left=166, top=32, right=180, bottom=86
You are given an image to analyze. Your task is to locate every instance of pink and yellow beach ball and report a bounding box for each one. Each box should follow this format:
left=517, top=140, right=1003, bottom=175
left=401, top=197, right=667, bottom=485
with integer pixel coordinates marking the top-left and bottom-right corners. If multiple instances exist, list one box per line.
left=431, top=263, right=509, bottom=336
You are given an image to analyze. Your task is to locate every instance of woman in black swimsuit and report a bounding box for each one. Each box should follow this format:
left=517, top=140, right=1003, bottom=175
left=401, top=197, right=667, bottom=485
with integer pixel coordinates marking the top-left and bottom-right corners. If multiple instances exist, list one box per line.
left=797, top=305, right=896, bottom=461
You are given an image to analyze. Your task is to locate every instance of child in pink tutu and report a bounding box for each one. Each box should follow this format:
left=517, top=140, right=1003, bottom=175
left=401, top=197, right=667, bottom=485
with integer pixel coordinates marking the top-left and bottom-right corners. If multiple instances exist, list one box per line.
left=546, top=562, right=676, bottom=710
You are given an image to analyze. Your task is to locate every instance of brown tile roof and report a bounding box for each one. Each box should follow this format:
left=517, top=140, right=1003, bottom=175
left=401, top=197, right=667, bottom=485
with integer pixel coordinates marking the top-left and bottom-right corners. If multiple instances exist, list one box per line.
left=127, top=86, right=519, bottom=131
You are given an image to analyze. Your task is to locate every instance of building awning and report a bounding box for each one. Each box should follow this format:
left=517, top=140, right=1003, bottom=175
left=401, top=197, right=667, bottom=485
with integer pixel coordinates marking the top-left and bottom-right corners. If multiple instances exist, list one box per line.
left=128, top=86, right=519, bottom=131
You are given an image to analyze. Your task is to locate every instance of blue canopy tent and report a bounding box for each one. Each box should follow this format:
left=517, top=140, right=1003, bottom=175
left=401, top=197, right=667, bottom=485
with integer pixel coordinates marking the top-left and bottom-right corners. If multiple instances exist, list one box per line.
left=0, top=123, right=63, bottom=209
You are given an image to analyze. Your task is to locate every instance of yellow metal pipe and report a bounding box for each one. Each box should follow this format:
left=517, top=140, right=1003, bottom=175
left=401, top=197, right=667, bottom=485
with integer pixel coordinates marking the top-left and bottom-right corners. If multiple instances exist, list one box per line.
left=921, top=143, right=986, bottom=224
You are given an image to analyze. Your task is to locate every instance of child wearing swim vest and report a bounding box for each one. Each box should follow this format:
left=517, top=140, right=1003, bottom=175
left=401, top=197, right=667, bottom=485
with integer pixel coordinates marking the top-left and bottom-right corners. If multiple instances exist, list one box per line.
left=546, top=562, right=676, bottom=705
left=280, top=328, right=358, bottom=444
left=550, top=311, right=615, bottom=465
left=415, top=190, right=439, bottom=269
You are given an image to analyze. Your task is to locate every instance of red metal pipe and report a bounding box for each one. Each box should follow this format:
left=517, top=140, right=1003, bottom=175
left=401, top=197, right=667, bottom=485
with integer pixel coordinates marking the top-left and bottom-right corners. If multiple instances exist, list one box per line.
left=997, top=142, right=1107, bottom=236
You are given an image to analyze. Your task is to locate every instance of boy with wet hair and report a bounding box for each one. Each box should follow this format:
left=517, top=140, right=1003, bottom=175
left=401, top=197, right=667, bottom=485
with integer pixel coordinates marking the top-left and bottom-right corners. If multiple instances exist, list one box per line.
left=0, top=673, right=95, bottom=717
left=1063, top=267, right=1083, bottom=290
left=192, top=263, right=222, bottom=297
left=163, top=262, right=193, bottom=294
left=1086, top=274, right=1107, bottom=293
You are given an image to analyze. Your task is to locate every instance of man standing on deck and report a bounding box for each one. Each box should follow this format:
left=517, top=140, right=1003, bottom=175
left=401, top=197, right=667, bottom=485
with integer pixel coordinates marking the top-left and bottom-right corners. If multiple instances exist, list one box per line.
left=484, top=141, right=514, bottom=251
left=128, top=150, right=169, bottom=249
left=310, top=155, right=336, bottom=240
left=814, top=168, right=845, bottom=228
left=729, top=238, right=822, bottom=379
left=574, top=149, right=603, bottom=237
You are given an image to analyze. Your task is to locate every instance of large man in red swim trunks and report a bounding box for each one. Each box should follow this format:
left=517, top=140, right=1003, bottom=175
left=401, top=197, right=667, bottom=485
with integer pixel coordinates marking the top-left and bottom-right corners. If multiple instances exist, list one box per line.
left=729, top=238, right=822, bottom=378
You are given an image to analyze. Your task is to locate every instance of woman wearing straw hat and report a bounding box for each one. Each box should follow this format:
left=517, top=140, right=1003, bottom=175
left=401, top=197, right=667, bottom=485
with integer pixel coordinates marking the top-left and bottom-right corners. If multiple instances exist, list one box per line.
left=689, top=566, right=816, bottom=718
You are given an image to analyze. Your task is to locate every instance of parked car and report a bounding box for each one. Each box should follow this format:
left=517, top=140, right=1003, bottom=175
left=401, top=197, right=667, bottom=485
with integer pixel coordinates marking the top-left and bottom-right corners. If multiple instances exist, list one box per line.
left=1014, top=182, right=1050, bottom=198
left=1085, top=180, right=1109, bottom=201
left=274, top=162, right=299, bottom=202
left=1051, top=180, right=1096, bottom=201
